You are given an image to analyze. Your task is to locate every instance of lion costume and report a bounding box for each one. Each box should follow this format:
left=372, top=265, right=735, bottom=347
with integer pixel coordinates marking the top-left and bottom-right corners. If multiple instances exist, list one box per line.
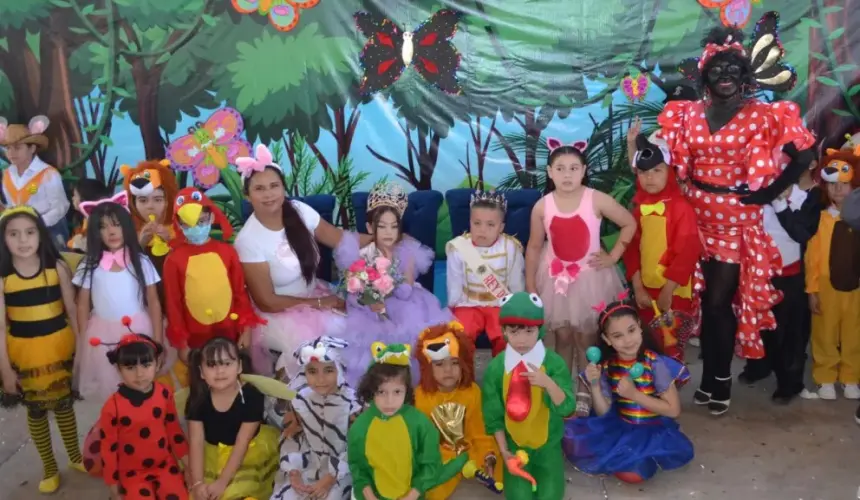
left=120, top=159, right=179, bottom=301
left=413, top=322, right=501, bottom=499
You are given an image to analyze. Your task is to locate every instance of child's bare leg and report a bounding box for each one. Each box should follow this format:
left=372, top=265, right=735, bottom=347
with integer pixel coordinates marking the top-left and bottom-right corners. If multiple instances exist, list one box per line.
left=574, top=328, right=599, bottom=373
left=553, top=325, right=576, bottom=371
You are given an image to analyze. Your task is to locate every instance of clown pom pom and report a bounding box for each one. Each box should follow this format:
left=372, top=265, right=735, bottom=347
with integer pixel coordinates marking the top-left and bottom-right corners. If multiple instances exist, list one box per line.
left=89, top=337, right=103, bottom=347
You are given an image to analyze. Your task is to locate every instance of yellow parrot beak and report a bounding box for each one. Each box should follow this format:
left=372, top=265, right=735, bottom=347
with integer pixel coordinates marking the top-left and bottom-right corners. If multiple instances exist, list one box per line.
left=177, top=203, right=202, bottom=227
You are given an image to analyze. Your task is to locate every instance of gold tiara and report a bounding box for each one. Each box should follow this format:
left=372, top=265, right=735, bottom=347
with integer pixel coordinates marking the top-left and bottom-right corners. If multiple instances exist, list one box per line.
left=0, top=205, right=38, bottom=220
left=367, top=182, right=408, bottom=215
left=470, top=190, right=507, bottom=211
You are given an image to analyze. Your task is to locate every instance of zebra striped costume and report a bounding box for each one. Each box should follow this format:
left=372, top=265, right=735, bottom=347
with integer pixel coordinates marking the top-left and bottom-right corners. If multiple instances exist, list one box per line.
left=271, top=336, right=362, bottom=500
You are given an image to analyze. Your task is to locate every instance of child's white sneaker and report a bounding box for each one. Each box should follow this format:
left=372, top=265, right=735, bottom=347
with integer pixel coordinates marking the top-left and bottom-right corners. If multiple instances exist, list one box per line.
left=817, top=383, right=837, bottom=400
left=687, top=337, right=700, bottom=348
left=843, top=384, right=860, bottom=400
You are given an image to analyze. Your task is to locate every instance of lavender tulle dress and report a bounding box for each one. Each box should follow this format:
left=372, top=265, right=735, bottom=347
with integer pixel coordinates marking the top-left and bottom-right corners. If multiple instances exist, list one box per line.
left=335, top=232, right=452, bottom=386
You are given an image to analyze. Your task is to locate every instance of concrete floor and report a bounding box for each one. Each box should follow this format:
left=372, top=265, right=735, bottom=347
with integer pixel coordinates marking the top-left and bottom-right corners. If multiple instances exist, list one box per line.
left=1, top=347, right=857, bottom=500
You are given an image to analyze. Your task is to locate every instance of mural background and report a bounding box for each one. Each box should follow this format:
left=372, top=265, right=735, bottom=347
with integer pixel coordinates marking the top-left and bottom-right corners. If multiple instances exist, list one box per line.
left=0, top=0, right=858, bottom=253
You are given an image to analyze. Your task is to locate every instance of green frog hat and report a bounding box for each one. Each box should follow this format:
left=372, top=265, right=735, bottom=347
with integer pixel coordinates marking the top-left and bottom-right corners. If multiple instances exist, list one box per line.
left=498, top=292, right=546, bottom=339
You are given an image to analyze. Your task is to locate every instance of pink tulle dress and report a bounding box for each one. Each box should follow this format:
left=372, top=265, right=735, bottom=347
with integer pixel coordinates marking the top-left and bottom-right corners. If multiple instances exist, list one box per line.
left=535, top=189, right=625, bottom=334
left=335, top=232, right=452, bottom=386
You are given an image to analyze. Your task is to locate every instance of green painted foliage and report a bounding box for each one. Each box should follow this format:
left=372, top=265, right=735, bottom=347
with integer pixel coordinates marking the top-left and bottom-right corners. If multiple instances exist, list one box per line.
left=210, top=21, right=355, bottom=143
left=0, top=0, right=53, bottom=29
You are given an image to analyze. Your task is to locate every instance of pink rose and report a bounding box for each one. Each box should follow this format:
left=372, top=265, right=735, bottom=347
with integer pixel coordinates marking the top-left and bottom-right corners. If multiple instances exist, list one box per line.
left=373, top=275, right=395, bottom=296
left=346, top=277, right=364, bottom=294
left=366, top=267, right=381, bottom=281
left=348, top=259, right=367, bottom=273
left=374, top=256, right=392, bottom=272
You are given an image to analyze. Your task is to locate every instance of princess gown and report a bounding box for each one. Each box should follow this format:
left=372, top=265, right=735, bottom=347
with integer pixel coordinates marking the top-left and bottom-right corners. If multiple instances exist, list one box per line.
left=563, top=350, right=694, bottom=481
left=335, top=232, right=453, bottom=386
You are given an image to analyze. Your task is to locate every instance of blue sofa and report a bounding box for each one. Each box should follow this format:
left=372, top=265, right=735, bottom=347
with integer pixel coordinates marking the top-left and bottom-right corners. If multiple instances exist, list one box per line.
left=240, top=190, right=444, bottom=290
left=445, top=188, right=542, bottom=247
left=444, top=188, right=541, bottom=348
left=352, top=190, right=444, bottom=292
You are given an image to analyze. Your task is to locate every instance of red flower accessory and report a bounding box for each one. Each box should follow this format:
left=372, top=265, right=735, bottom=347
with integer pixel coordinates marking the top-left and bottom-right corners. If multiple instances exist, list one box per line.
left=698, top=38, right=746, bottom=72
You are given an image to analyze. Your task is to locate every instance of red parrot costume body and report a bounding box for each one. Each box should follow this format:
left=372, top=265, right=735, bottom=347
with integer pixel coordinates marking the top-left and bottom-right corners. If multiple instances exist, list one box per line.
left=623, top=136, right=702, bottom=361
left=163, top=188, right=264, bottom=351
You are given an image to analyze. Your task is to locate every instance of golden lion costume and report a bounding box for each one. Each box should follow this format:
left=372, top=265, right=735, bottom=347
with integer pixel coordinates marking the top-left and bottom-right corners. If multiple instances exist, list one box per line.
left=413, top=322, right=501, bottom=499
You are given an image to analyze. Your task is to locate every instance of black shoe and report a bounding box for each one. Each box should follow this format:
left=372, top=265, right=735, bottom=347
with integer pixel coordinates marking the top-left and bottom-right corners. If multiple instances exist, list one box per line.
left=855, top=404, right=860, bottom=426
left=708, top=377, right=731, bottom=416
left=738, top=369, right=771, bottom=385
left=693, top=389, right=711, bottom=405
left=772, top=386, right=801, bottom=405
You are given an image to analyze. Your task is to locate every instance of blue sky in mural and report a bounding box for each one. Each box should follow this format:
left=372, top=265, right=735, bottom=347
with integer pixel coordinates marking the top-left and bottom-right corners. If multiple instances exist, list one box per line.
left=97, top=74, right=668, bottom=193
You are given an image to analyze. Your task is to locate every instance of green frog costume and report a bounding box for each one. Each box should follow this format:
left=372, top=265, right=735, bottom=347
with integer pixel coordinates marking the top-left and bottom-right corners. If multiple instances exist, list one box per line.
left=482, top=292, right=576, bottom=499
left=347, top=342, right=470, bottom=500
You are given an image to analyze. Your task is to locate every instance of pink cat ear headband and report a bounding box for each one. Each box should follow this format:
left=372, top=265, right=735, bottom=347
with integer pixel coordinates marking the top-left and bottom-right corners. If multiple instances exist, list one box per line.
left=235, top=144, right=283, bottom=180
left=592, top=290, right=636, bottom=325
left=546, top=137, right=588, bottom=154
left=78, top=191, right=129, bottom=217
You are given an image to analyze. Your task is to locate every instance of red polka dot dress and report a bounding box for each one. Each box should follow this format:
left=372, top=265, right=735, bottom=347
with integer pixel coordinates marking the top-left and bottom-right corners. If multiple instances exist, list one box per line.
left=96, top=382, right=189, bottom=500
left=657, top=99, right=815, bottom=359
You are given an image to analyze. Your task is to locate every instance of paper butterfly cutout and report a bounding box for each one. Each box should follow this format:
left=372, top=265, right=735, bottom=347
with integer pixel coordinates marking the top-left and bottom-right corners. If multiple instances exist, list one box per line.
left=230, top=0, right=320, bottom=32
left=355, top=9, right=463, bottom=95
left=166, top=107, right=252, bottom=189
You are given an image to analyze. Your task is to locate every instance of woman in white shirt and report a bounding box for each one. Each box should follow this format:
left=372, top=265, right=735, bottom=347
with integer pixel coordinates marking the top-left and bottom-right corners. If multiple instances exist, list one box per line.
left=234, top=145, right=369, bottom=378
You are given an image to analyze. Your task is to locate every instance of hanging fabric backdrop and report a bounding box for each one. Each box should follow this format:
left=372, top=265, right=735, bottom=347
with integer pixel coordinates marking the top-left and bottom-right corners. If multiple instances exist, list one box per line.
left=0, top=0, right=857, bottom=243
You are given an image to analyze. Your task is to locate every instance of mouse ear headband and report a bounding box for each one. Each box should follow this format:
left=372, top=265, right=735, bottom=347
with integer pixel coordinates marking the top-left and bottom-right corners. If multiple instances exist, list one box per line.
left=546, top=137, right=588, bottom=154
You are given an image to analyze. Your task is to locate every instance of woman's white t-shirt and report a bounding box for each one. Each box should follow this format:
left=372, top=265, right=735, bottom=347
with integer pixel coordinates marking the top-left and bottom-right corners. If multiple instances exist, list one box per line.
left=234, top=200, right=321, bottom=297
left=73, top=256, right=160, bottom=320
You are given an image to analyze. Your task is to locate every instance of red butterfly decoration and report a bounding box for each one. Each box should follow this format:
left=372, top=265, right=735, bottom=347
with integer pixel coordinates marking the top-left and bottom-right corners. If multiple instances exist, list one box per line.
left=354, top=9, right=463, bottom=95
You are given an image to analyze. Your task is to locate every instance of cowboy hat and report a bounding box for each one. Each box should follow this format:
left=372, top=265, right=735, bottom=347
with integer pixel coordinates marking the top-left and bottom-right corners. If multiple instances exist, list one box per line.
left=0, top=116, right=50, bottom=151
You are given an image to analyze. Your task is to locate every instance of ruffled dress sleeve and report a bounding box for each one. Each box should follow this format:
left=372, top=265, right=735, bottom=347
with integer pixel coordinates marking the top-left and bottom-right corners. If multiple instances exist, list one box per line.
left=333, top=231, right=362, bottom=271
left=651, top=355, right=691, bottom=394
left=656, top=101, right=696, bottom=180
left=395, top=236, right=435, bottom=277
left=742, top=100, right=817, bottom=191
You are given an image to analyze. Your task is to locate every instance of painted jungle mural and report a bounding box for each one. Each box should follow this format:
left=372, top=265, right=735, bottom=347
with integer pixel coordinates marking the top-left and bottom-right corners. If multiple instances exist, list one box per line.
left=0, top=0, right=858, bottom=252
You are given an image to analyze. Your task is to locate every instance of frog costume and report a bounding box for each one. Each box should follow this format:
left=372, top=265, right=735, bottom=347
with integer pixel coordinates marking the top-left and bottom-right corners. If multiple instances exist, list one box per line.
left=347, top=342, right=470, bottom=500
left=481, top=293, right=576, bottom=499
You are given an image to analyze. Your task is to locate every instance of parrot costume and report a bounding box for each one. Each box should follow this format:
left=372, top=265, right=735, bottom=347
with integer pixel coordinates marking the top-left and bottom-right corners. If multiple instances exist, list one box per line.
left=481, top=292, right=576, bottom=500
left=162, top=188, right=264, bottom=381
left=347, top=343, right=470, bottom=500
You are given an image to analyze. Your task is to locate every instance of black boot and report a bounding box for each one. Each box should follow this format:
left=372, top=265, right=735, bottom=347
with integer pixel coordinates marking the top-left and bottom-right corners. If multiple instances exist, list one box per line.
left=708, top=376, right=731, bottom=416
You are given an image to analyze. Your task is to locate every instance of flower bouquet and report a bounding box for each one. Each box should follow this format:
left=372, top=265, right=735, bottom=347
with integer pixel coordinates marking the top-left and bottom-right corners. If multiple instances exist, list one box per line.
left=343, top=256, right=398, bottom=320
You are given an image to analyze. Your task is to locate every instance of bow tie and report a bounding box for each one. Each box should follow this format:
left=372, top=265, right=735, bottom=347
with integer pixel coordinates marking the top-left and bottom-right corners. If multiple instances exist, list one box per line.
left=99, top=249, right=127, bottom=270
left=640, top=201, right=666, bottom=216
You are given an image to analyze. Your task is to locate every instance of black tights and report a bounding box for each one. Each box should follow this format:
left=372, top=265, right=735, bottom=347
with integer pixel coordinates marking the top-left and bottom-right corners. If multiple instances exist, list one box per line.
left=700, top=259, right=740, bottom=390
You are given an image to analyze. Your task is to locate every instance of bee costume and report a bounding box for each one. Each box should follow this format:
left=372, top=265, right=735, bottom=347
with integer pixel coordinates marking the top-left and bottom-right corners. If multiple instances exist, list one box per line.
left=0, top=205, right=84, bottom=493
left=347, top=343, right=470, bottom=500
left=481, top=292, right=576, bottom=499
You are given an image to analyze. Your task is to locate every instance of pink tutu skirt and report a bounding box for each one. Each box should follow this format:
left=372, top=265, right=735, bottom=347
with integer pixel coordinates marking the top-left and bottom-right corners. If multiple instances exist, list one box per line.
left=536, top=246, right=625, bottom=334
left=249, top=281, right=347, bottom=378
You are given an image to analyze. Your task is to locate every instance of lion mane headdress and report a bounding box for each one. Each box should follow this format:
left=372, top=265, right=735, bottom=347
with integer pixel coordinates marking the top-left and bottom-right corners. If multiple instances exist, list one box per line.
left=120, top=159, right=180, bottom=229
left=416, top=321, right=476, bottom=393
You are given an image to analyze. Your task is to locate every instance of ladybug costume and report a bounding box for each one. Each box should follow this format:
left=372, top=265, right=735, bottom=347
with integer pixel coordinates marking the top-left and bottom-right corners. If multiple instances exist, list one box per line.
left=97, top=381, right=189, bottom=499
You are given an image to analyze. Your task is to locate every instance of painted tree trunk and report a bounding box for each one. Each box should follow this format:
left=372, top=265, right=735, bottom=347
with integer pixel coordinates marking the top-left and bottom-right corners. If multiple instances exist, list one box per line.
left=130, top=61, right=167, bottom=161
left=806, top=0, right=860, bottom=150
